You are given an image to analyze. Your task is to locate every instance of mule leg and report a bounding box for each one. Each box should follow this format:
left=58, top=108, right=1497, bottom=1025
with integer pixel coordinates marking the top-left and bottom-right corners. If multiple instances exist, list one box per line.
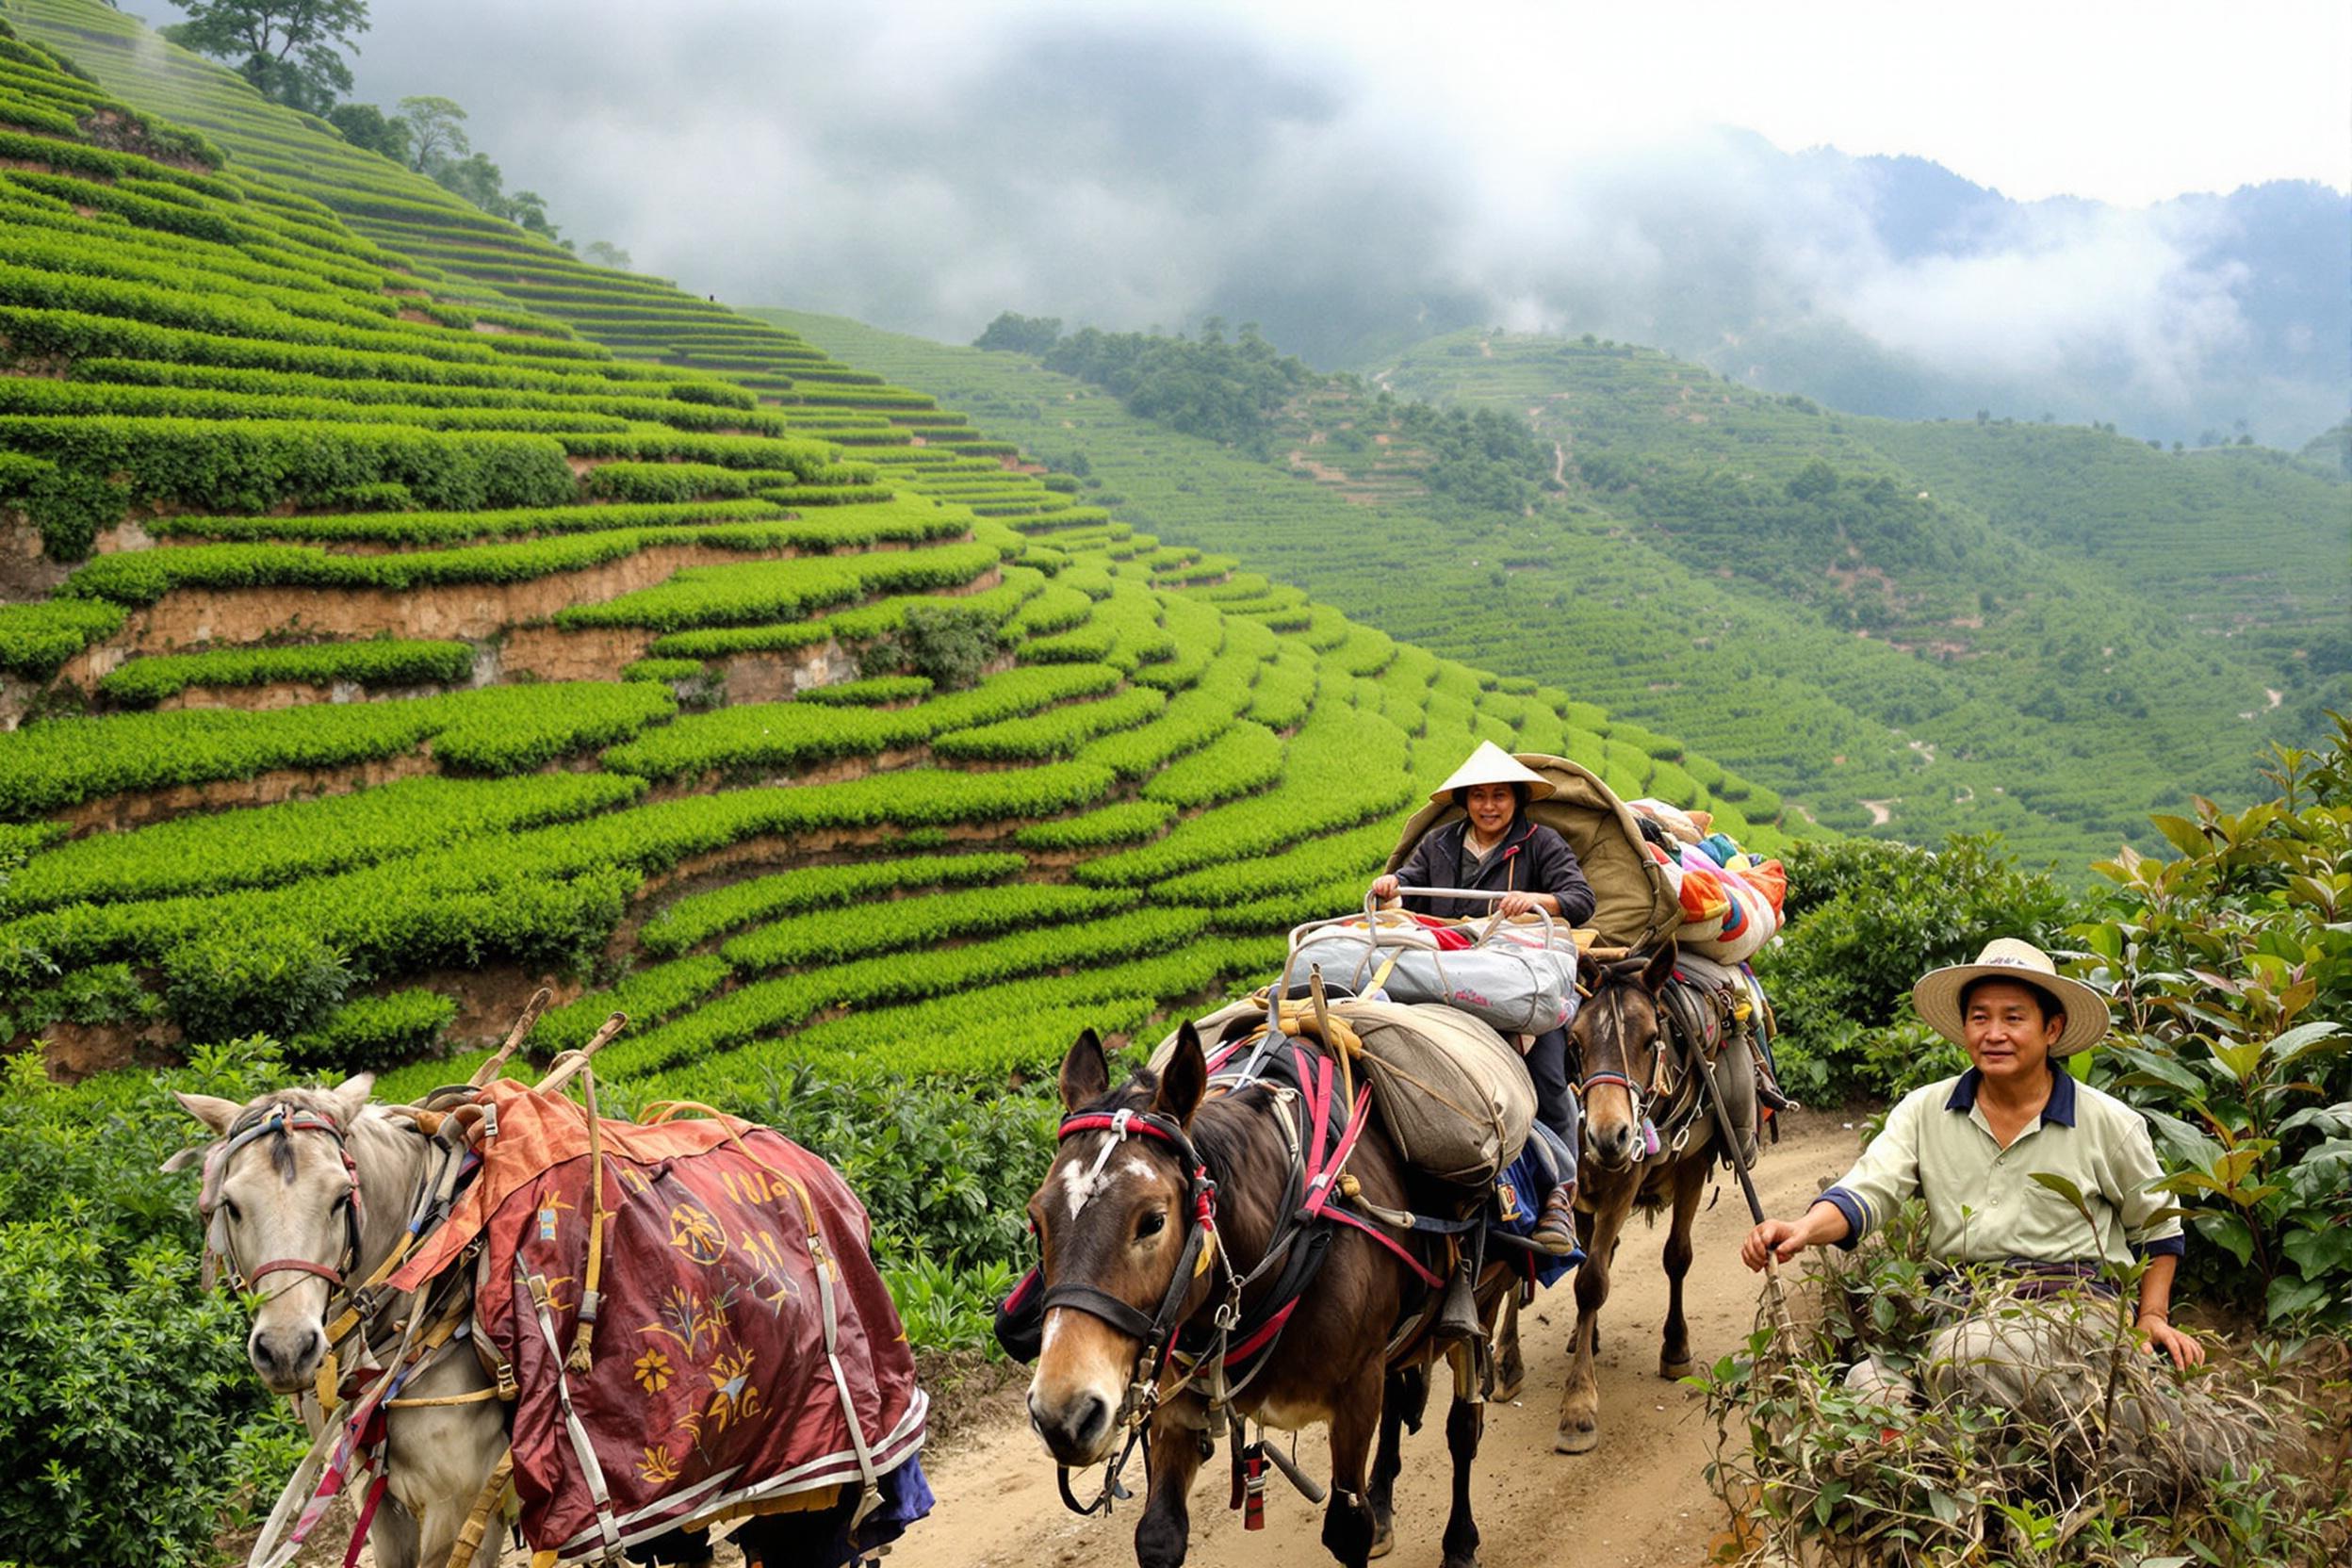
left=1135, top=1413, right=1206, bottom=1568
left=1319, top=1370, right=1385, bottom=1567
left=1658, top=1155, right=1709, bottom=1380
left=368, top=1495, right=421, bottom=1568
left=386, top=1366, right=507, bottom=1568
left=1558, top=1196, right=1633, bottom=1455
left=1440, top=1344, right=1485, bottom=1568
left=1367, top=1367, right=1424, bottom=1560
left=1493, top=1290, right=1525, bottom=1404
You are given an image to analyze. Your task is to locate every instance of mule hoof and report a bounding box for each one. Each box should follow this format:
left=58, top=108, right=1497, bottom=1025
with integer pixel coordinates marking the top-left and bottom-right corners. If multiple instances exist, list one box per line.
left=1555, top=1422, right=1599, bottom=1455
left=1659, top=1357, right=1696, bottom=1380
left=1494, top=1367, right=1525, bottom=1404
left=1367, top=1526, right=1394, bottom=1560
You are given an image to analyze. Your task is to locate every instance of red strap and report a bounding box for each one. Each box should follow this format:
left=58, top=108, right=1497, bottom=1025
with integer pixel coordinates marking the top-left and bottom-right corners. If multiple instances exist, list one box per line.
left=1225, top=1298, right=1302, bottom=1364
left=1329, top=1208, right=1446, bottom=1290
left=1297, top=1044, right=1333, bottom=1191
left=1300, top=1086, right=1375, bottom=1221
left=248, top=1257, right=346, bottom=1287
left=342, top=1472, right=388, bottom=1568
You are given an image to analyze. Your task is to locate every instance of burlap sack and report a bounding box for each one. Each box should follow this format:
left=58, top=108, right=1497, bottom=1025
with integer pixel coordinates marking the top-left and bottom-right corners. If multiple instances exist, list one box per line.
left=1149, top=997, right=1535, bottom=1188
left=1331, top=1000, right=1534, bottom=1188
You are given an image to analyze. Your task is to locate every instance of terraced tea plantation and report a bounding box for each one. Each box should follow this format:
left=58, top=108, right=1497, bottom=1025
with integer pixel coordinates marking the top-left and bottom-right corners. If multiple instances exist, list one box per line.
left=784, top=314, right=2344, bottom=866
left=0, top=4, right=1780, bottom=1115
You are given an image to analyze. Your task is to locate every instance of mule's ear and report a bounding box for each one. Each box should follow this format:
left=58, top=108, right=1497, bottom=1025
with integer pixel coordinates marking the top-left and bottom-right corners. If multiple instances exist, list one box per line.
left=1641, top=939, right=1678, bottom=993
left=174, top=1090, right=240, bottom=1136
left=1059, top=1029, right=1109, bottom=1113
left=159, top=1145, right=208, bottom=1175
left=1154, top=1021, right=1208, bottom=1126
left=327, top=1072, right=375, bottom=1127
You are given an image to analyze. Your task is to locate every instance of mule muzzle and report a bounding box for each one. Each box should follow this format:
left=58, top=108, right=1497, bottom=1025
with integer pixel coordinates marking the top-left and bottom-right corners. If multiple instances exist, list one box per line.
left=1028, top=1385, right=1118, bottom=1466
left=250, top=1321, right=327, bottom=1395
left=1586, top=1117, right=1640, bottom=1171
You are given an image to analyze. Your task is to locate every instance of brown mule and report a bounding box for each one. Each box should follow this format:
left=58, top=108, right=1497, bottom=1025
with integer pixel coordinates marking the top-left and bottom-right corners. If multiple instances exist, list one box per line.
left=1555, top=940, right=1739, bottom=1455
left=1025, top=1023, right=1506, bottom=1568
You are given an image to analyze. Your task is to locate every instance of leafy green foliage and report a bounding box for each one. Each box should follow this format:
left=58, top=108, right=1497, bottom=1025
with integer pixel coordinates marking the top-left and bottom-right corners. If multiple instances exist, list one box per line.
left=1701, top=1208, right=2349, bottom=1568
left=98, top=637, right=475, bottom=705
left=5, top=772, right=642, bottom=910
left=0, top=1040, right=302, bottom=1564
left=2075, top=720, right=2352, bottom=1326
left=284, top=985, right=453, bottom=1069
left=1756, top=835, right=2078, bottom=1102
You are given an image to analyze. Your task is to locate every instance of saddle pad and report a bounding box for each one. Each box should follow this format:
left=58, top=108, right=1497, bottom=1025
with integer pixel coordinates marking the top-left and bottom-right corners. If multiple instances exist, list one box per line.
left=391, top=1083, right=927, bottom=1557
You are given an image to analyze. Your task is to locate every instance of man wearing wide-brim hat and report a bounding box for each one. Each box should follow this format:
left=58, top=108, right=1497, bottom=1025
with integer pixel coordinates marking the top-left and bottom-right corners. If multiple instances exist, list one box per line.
left=1739, top=941, right=2247, bottom=1488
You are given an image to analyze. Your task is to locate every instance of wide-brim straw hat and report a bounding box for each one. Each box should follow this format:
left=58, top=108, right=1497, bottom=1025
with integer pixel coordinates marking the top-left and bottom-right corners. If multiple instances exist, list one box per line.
left=1912, top=938, right=2109, bottom=1054
left=1429, top=741, right=1557, bottom=807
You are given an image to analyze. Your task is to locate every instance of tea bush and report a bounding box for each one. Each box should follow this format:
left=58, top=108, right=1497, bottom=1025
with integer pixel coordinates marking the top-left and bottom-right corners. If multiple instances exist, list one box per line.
left=1756, top=834, right=2079, bottom=1102
left=2073, top=720, right=2352, bottom=1327
left=0, top=1040, right=302, bottom=1564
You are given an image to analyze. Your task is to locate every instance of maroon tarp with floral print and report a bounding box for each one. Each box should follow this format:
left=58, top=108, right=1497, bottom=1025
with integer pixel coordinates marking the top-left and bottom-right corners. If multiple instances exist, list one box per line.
left=391, top=1082, right=926, bottom=1557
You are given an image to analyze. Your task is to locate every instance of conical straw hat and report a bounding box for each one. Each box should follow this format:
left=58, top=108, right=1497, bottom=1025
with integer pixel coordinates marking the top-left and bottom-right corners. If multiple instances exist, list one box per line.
left=1911, top=938, right=2109, bottom=1054
left=1429, top=741, right=1557, bottom=806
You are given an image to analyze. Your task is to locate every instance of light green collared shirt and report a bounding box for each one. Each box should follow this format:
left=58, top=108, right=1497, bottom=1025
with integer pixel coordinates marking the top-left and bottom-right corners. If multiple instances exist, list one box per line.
left=1820, top=1067, right=2184, bottom=1267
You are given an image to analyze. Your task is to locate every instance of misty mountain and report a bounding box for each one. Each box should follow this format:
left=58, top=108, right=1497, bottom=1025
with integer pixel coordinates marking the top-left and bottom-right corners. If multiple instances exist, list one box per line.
left=324, top=1, right=2348, bottom=449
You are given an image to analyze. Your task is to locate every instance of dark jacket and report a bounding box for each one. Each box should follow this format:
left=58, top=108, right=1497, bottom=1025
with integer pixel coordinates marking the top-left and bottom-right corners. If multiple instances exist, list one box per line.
left=1395, top=815, right=1595, bottom=926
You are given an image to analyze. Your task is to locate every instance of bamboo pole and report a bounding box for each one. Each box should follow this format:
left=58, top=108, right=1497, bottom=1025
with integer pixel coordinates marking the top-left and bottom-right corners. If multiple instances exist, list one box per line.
left=531, top=1011, right=628, bottom=1098
left=466, top=987, right=554, bottom=1088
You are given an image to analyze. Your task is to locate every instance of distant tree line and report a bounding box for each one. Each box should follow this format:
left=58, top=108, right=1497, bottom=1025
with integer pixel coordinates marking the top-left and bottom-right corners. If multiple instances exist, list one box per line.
left=160, top=0, right=630, bottom=268
left=973, top=311, right=1552, bottom=510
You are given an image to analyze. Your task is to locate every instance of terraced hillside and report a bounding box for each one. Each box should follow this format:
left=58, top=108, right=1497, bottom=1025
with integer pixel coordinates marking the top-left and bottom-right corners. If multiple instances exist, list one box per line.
left=0, top=6, right=1782, bottom=1121
left=778, top=313, right=2342, bottom=865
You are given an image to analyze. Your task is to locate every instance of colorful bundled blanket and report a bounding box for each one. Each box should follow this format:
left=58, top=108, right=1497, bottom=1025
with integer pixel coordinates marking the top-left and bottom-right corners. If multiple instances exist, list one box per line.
left=1626, top=802, right=1788, bottom=963
left=390, top=1081, right=929, bottom=1562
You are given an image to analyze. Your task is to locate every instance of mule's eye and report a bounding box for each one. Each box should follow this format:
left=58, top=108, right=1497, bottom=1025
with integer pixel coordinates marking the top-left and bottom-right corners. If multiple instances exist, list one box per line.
left=224, top=1200, right=242, bottom=1224
left=331, top=1192, right=351, bottom=1213
left=1136, top=1210, right=1167, bottom=1239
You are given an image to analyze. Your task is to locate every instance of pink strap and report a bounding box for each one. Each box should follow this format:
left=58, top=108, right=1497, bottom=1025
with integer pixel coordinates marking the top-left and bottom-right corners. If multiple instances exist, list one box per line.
left=342, top=1473, right=388, bottom=1568
left=1330, top=1208, right=1446, bottom=1289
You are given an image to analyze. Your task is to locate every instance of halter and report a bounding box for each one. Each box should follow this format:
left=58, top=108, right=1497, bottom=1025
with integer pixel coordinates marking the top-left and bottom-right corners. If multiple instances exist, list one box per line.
left=1577, top=977, right=1674, bottom=1163
left=203, top=1106, right=367, bottom=1298
left=1037, top=1033, right=1446, bottom=1519
left=1042, top=1103, right=1226, bottom=1515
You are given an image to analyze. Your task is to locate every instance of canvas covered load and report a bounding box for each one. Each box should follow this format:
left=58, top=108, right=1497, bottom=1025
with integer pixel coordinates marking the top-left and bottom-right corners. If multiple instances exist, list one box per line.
left=1154, top=994, right=1535, bottom=1188
left=389, top=1081, right=929, bottom=1560
left=1282, top=901, right=1579, bottom=1036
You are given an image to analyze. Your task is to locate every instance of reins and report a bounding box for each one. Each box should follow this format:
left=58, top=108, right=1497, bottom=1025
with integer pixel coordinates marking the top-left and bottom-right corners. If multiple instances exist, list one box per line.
left=1042, top=1019, right=1452, bottom=1520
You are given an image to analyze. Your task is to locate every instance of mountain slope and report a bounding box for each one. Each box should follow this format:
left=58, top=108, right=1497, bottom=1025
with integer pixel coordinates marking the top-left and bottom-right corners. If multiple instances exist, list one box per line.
left=0, top=2, right=1781, bottom=1105
left=770, top=313, right=2331, bottom=864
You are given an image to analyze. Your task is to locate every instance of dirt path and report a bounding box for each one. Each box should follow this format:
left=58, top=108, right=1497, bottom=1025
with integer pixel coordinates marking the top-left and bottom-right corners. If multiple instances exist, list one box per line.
left=354, top=1118, right=1855, bottom=1568
left=891, top=1114, right=1856, bottom=1568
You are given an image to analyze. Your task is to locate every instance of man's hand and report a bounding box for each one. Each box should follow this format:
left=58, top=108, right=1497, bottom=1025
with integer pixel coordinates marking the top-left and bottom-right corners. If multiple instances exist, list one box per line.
left=1740, top=1219, right=1808, bottom=1271
left=2138, top=1315, right=2205, bottom=1370
left=1370, top=874, right=1399, bottom=901
left=1497, top=890, right=1543, bottom=917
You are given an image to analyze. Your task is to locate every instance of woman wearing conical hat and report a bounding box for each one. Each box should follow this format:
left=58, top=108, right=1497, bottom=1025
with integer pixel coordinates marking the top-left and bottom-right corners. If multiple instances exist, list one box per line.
left=1371, top=741, right=1595, bottom=1256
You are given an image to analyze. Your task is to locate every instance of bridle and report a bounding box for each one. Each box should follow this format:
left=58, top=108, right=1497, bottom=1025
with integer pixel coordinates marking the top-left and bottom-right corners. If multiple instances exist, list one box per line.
left=202, top=1104, right=366, bottom=1298
left=1576, top=971, right=1674, bottom=1164
left=1041, top=1104, right=1228, bottom=1515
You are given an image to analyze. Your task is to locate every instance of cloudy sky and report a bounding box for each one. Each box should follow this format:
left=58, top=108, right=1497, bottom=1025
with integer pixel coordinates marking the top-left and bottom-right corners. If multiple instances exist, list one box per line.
left=130, top=0, right=2352, bottom=435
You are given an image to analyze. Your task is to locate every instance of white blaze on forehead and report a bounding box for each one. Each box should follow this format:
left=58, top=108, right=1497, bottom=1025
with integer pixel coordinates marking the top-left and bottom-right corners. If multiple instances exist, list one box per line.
left=1057, top=1134, right=1117, bottom=1218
